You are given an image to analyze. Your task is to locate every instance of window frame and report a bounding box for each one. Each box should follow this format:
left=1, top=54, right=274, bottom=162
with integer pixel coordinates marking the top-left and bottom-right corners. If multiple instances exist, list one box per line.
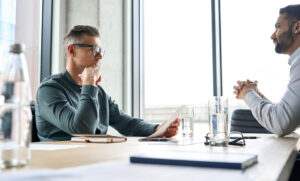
left=40, top=0, right=53, bottom=81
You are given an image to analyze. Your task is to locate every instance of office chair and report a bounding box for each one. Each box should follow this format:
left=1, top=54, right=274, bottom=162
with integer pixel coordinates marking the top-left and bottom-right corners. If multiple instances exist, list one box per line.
left=30, top=101, right=40, bottom=142
left=230, top=109, right=270, bottom=134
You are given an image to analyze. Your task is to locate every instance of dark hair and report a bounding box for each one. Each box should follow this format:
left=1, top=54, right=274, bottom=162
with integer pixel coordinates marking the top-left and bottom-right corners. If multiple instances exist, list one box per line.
left=64, top=25, right=100, bottom=56
left=279, top=4, right=300, bottom=24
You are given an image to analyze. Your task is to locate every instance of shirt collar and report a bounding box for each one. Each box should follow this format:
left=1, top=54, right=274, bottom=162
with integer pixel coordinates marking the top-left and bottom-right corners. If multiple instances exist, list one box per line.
left=288, top=47, right=300, bottom=65
left=63, top=69, right=81, bottom=88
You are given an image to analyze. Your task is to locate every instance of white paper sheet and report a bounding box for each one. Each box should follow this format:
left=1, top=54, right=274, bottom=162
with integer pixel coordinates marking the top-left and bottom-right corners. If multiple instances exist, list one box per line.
left=0, top=169, right=76, bottom=181
left=0, top=162, right=250, bottom=181
left=30, top=144, right=85, bottom=150
left=0, top=141, right=18, bottom=150
left=148, top=105, right=186, bottom=138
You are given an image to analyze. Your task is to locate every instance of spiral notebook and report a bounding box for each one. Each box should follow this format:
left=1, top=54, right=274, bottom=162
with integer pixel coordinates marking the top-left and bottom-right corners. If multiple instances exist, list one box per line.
left=130, top=150, right=257, bottom=170
left=71, top=134, right=127, bottom=143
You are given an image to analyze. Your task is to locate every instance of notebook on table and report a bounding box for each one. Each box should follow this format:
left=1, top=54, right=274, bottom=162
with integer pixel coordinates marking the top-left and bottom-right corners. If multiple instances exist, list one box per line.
left=71, top=134, right=127, bottom=143
left=130, top=150, right=257, bottom=170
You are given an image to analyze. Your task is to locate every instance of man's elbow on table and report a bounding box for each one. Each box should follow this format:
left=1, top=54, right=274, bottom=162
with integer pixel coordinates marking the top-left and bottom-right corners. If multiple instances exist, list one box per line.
left=271, top=127, right=295, bottom=137
left=71, top=121, right=98, bottom=134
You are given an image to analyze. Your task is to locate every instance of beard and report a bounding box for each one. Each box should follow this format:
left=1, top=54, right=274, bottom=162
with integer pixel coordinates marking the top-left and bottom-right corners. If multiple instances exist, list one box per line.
left=275, top=27, right=294, bottom=54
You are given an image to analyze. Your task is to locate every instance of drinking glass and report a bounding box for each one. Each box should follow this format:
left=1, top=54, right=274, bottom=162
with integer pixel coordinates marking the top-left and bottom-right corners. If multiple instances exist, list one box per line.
left=181, top=106, right=194, bottom=137
left=208, top=96, right=229, bottom=146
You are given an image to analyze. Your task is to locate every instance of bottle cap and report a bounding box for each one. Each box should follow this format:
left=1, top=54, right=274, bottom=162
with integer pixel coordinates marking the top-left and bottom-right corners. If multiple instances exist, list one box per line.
left=9, top=43, right=25, bottom=53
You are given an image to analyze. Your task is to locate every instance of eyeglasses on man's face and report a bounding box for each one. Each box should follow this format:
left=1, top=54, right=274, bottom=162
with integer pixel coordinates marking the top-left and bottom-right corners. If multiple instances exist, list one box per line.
left=73, top=44, right=105, bottom=57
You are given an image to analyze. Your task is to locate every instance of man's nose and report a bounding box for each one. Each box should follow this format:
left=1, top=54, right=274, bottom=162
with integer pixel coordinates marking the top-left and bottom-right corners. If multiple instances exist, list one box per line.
left=95, top=53, right=103, bottom=60
left=271, top=31, right=276, bottom=40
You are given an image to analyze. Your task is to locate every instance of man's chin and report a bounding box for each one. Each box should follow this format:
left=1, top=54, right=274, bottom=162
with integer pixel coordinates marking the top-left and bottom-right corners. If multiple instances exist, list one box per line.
left=275, top=44, right=284, bottom=54
left=92, top=63, right=99, bottom=68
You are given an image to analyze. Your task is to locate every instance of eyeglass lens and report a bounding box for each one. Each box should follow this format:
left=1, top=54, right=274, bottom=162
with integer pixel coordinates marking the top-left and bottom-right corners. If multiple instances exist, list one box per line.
left=93, top=46, right=104, bottom=57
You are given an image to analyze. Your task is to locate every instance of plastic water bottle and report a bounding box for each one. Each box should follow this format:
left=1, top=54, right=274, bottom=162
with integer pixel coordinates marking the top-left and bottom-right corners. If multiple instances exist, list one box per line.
left=0, top=44, right=32, bottom=168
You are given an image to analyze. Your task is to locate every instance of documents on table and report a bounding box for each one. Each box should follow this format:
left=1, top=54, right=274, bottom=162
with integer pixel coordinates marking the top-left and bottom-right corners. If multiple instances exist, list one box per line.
left=0, top=162, right=249, bottom=181
left=146, top=105, right=186, bottom=138
left=30, top=144, right=85, bottom=151
left=71, top=134, right=127, bottom=143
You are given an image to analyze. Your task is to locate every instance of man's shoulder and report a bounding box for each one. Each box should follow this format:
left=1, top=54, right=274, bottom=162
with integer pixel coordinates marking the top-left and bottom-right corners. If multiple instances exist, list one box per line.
left=38, top=72, right=68, bottom=92
left=40, top=72, right=65, bottom=86
left=36, top=72, right=69, bottom=100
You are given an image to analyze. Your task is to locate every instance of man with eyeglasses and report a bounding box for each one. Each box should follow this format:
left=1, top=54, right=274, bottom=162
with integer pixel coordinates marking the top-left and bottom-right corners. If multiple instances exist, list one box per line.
left=35, top=25, right=180, bottom=141
left=233, top=4, right=300, bottom=137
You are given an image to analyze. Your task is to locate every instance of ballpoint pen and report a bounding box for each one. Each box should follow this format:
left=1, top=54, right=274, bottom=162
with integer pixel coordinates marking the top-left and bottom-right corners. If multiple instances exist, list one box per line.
left=230, top=136, right=259, bottom=139
left=138, top=138, right=170, bottom=142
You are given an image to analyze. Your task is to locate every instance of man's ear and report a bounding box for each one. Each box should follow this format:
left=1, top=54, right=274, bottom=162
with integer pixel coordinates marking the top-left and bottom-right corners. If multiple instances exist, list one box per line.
left=67, top=44, right=76, bottom=57
left=294, top=20, right=300, bottom=34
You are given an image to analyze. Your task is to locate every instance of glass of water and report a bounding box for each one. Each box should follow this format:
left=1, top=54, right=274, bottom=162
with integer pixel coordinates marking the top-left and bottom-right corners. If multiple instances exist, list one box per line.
left=208, top=96, right=229, bottom=146
left=181, top=106, right=194, bottom=137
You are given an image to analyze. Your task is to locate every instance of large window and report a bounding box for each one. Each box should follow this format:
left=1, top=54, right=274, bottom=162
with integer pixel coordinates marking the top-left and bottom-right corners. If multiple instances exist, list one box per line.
left=0, top=0, right=16, bottom=81
left=143, top=0, right=212, bottom=122
left=0, top=0, right=41, bottom=100
left=142, top=0, right=300, bottom=125
left=222, top=0, right=299, bottom=104
left=0, top=0, right=15, bottom=55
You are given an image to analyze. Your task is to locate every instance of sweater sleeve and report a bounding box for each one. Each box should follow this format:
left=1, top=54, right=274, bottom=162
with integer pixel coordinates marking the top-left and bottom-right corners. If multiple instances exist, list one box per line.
left=107, top=97, right=158, bottom=136
left=37, top=84, right=100, bottom=134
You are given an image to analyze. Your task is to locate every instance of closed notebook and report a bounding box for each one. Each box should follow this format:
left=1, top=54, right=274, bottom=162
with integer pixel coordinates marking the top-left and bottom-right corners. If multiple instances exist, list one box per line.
left=130, top=151, right=257, bottom=170
left=71, top=134, right=127, bottom=143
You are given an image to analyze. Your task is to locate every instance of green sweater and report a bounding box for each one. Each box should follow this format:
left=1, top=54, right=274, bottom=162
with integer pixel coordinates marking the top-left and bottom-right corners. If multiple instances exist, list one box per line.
left=35, top=70, right=157, bottom=141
